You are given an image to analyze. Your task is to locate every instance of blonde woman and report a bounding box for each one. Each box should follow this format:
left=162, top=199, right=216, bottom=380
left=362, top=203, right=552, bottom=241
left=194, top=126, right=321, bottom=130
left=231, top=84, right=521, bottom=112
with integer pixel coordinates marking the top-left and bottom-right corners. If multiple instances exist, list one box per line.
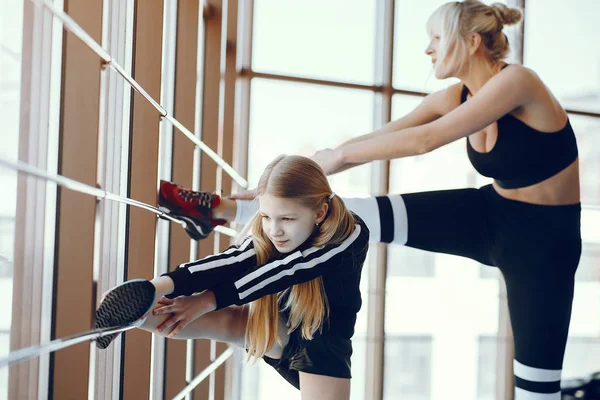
left=96, top=155, right=369, bottom=400
left=160, top=2, right=582, bottom=398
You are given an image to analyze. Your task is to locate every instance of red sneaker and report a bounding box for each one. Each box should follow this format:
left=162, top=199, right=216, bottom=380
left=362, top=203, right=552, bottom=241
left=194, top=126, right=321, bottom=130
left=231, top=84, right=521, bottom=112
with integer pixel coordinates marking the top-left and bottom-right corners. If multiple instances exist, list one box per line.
left=158, top=180, right=226, bottom=240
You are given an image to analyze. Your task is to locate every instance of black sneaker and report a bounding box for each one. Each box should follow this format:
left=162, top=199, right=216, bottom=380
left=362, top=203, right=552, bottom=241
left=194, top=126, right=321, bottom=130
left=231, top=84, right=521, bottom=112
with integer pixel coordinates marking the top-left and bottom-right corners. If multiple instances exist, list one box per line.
left=94, top=279, right=156, bottom=349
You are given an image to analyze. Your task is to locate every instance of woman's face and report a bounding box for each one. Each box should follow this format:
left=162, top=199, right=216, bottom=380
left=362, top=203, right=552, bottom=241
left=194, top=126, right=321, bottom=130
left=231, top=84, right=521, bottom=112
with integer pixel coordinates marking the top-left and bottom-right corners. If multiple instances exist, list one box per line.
left=425, top=34, right=452, bottom=80
left=258, top=194, right=325, bottom=254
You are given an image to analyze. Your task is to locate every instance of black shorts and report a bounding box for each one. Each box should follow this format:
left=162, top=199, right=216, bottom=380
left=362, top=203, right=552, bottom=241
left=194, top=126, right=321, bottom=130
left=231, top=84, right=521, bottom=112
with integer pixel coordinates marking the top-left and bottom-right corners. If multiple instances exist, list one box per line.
left=263, top=331, right=353, bottom=390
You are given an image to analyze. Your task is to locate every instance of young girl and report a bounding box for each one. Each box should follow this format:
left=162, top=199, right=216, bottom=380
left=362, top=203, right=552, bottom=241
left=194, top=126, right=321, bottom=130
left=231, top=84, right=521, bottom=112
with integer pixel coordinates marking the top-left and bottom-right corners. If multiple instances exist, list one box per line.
left=159, top=2, right=582, bottom=398
left=95, top=155, right=370, bottom=399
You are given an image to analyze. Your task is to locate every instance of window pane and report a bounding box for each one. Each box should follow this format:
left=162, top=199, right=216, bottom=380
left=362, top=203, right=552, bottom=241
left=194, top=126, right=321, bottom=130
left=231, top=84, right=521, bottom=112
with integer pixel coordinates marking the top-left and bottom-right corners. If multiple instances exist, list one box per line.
left=571, top=115, right=600, bottom=206
left=575, top=243, right=600, bottom=282
left=248, top=78, right=374, bottom=195
left=524, top=0, right=600, bottom=113
left=476, top=336, right=510, bottom=400
left=392, top=0, right=459, bottom=93
left=0, top=0, right=22, bottom=398
left=385, top=267, right=501, bottom=399
left=388, top=246, right=435, bottom=278
left=383, top=336, right=433, bottom=400
left=253, top=0, right=376, bottom=84
left=245, top=78, right=374, bottom=399
left=349, top=337, right=367, bottom=400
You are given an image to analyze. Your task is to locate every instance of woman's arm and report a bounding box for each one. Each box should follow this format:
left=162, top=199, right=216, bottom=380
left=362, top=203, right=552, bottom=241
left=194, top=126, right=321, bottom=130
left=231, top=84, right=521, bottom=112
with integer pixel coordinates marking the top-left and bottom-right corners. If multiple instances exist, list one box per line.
left=314, top=88, right=448, bottom=175
left=343, top=89, right=447, bottom=146
left=337, top=65, right=536, bottom=165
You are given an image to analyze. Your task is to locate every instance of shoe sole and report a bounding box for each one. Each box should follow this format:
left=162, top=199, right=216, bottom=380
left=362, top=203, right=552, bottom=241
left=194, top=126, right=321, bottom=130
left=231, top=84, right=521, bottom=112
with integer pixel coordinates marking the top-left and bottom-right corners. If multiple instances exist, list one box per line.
left=94, top=279, right=156, bottom=349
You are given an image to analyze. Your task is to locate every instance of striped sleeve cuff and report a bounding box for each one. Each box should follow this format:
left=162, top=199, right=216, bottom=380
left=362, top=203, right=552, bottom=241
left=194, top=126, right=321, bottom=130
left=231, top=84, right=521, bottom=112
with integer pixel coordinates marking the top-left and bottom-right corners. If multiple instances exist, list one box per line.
left=161, top=268, right=196, bottom=299
left=211, top=282, right=240, bottom=310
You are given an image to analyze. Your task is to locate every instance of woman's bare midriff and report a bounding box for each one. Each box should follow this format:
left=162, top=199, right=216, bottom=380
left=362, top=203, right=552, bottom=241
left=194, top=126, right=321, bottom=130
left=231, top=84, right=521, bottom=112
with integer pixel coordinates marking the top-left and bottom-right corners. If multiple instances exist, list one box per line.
left=492, top=159, right=581, bottom=206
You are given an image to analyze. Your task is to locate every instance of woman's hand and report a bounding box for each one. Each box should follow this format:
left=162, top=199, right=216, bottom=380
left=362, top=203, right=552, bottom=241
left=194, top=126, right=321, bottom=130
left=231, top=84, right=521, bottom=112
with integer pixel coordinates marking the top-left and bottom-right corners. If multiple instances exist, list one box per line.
left=310, top=148, right=345, bottom=175
left=153, top=291, right=217, bottom=337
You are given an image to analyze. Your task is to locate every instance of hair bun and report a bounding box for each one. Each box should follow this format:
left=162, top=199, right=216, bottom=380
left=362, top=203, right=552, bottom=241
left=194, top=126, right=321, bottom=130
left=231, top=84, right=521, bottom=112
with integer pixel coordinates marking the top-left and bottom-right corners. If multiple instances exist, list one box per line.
left=490, top=3, right=523, bottom=26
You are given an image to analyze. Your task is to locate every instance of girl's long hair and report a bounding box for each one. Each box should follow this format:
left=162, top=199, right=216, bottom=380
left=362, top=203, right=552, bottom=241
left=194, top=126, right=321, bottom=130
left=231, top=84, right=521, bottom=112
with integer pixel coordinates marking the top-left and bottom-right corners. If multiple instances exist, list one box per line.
left=244, top=155, right=355, bottom=359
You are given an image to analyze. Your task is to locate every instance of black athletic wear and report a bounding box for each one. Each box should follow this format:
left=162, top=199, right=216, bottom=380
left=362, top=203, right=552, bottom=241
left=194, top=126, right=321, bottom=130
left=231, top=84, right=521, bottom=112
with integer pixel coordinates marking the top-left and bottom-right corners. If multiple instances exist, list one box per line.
left=462, top=82, right=578, bottom=189
left=163, top=213, right=370, bottom=384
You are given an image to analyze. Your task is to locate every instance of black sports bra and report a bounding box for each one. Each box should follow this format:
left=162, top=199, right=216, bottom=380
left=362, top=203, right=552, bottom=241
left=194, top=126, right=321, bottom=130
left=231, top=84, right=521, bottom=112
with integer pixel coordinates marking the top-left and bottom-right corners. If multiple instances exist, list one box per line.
left=462, top=85, right=578, bottom=189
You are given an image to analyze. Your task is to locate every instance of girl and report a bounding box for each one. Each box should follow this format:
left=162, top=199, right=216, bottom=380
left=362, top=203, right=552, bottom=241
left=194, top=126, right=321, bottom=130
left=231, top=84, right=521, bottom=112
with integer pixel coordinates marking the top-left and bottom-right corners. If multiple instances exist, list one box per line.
left=96, top=155, right=370, bottom=400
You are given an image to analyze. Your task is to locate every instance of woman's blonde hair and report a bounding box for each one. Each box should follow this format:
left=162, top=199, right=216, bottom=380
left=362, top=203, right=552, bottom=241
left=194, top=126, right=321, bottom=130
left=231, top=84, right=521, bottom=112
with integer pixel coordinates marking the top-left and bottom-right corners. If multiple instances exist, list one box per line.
left=244, top=155, right=356, bottom=359
left=427, top=0, right=523, bottom=75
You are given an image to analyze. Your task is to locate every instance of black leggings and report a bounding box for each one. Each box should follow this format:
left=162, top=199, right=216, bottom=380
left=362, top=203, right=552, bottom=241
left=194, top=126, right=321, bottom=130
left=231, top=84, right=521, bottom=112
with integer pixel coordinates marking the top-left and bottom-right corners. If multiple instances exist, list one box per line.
left=379, top=184, right=581, bottom=399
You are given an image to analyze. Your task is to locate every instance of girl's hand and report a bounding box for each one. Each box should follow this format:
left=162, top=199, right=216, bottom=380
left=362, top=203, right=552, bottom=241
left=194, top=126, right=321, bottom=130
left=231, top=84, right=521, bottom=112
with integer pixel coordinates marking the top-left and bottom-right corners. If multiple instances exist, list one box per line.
left=152, top=291, right=217, bottom=337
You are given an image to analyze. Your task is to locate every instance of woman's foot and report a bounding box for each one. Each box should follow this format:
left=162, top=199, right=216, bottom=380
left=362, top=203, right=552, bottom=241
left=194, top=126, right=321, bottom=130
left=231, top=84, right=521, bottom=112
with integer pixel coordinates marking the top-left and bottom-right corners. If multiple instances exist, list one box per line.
left=158, top=180, right=226, bottom=240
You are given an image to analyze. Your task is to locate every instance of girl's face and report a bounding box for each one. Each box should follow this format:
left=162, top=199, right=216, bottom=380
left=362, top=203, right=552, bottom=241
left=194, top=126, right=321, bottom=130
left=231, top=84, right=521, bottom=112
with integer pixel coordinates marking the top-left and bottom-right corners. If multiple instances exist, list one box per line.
left=259, top=194, right=326, bottom=254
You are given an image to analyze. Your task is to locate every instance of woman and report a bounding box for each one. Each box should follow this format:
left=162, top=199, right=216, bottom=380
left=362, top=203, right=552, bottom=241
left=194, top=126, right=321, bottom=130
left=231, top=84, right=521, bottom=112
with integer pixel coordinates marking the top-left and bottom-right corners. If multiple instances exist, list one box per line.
left=160, top=2, right=581, bottom=398
left=96, top=155, right=370, bottom=400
